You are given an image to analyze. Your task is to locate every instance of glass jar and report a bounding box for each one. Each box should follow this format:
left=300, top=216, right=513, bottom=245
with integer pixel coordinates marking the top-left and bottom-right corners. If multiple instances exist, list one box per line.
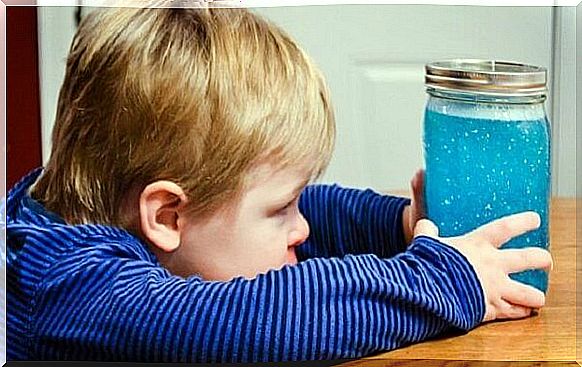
left=423, top=60, right=551, bottom=292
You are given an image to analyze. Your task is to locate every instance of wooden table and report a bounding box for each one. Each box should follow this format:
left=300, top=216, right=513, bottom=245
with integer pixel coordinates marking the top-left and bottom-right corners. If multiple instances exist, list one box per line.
left=340, top=198, right=579, bottom=367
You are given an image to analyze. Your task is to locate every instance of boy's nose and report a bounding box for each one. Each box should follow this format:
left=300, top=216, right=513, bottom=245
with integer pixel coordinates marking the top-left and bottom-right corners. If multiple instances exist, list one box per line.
left=288, top=214, right=310, bottom=248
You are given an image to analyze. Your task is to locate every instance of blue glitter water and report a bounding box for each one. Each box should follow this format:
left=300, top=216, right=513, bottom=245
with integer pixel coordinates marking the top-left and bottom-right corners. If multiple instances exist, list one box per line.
left=424, top=97, right=551, bottom=292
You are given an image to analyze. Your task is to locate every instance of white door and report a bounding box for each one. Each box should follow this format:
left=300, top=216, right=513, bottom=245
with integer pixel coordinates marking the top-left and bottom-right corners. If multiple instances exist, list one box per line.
left=254, top=5, right=554, bottom=192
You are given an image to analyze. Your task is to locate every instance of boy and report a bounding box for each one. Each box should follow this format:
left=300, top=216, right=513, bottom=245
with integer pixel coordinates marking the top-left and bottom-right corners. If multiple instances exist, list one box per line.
left=6, top=5, right=551, bottom=362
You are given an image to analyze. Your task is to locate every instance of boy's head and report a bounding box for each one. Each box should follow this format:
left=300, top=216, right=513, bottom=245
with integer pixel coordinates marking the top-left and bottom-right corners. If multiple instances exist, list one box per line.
left=31, top=5, right=335, bottom=280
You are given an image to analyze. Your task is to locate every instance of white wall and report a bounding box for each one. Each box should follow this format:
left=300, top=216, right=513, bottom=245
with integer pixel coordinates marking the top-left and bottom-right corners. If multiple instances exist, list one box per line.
left=550, top=6, right=577, bottom=197
left=36, top=5, right=579, bottom=197
left=37, top=6, right=77, bottom=164
left=577, top=3, right=581, bottom=200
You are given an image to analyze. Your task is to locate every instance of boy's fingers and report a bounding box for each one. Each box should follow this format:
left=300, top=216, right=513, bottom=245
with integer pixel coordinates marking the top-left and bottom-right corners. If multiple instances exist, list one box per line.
left=411, top=169, right=426, bottom=219
left=496, top=301, right=533, bottom=320
left=501, top=248, right=553, bottom=273
left=470, top=211, right=541, bottom=248
left=502, top=280, right=546, bottom=309
left=411, top=169, right=424, bottom=192
left=414, top=219, right=439, bottom=238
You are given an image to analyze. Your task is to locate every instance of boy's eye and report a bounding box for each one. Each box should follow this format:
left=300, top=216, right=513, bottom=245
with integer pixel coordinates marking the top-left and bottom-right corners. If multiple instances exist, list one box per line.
left=280, top=200, right=294, bottom=212
left=275, top=197, right=297, bottom=216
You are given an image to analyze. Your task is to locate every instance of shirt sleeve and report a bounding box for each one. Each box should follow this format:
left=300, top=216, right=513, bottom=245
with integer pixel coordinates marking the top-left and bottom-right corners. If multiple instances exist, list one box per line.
left=298, top=184, right=411, bottom=260
left=32, top=236, right=485, bottom=362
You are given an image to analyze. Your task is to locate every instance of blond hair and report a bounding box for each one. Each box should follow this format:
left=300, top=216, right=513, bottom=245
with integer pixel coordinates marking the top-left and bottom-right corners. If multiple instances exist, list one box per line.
left=31, top=6, right=335, bottom=226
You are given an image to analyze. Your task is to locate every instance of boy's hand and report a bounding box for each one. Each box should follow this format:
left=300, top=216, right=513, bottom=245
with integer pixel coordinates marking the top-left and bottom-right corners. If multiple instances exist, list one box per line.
left=414, top=212, right=552, bottom=322
left=403, top=169, right=426, bottom=244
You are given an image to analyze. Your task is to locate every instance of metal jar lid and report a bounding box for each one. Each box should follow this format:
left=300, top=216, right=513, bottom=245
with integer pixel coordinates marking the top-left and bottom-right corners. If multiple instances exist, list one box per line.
left=425, top=59, right=547, bottom=98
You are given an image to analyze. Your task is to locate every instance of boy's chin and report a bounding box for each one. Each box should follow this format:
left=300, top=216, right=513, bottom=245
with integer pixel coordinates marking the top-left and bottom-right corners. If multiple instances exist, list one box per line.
left=215, top=251, right=300, bottom=281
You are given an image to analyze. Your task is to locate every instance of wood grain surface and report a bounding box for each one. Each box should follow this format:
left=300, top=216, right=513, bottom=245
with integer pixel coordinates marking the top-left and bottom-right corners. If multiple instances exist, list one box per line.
left=339, top=198, right=579, bottom=367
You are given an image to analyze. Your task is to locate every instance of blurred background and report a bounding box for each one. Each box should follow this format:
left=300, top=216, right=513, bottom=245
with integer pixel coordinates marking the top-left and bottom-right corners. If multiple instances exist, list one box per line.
left=6, top=4, right=579, bottom=196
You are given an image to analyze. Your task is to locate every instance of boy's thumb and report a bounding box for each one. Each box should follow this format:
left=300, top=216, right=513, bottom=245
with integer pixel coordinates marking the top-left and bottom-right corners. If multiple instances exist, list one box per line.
left=413, top=218, right=439, bottom=239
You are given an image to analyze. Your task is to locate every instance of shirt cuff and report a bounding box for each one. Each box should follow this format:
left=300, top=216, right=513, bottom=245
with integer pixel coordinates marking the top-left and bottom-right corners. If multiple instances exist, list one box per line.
left=410, top=235, right=487, bottom=330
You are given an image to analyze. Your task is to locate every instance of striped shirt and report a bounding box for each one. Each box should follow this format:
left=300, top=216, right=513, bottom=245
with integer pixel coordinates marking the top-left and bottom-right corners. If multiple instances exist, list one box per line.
left=7, top=168, right=485, bottom=362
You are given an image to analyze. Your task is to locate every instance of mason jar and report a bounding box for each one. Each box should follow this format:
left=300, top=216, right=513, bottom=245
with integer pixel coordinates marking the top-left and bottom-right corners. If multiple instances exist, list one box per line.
left=423, top=60, right=551, bottom=292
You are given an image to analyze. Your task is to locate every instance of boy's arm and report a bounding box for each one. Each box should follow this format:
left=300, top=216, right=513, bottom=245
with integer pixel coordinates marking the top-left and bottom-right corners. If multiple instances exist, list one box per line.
left=297, top=184, right=411, bottom=260
left=33, top=236, right=485, bottom=362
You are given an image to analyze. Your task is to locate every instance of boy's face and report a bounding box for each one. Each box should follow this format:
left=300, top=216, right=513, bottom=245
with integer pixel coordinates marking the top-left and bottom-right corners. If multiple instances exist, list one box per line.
left=177, top=162, right=311, bottom=281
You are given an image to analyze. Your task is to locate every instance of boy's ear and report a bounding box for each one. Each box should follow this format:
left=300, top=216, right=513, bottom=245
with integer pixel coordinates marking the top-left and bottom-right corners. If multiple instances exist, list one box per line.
left=139, top=181, right=188, bottom=253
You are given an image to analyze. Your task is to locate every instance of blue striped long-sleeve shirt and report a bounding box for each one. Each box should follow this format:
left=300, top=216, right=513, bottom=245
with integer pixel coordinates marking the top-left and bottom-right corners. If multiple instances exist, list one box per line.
left=6, top=168, right=485, bottom=362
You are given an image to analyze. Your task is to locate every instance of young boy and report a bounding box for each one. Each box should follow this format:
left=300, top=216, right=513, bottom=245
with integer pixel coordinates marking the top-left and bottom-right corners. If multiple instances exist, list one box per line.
left=6, top=5, right=552, bottom=362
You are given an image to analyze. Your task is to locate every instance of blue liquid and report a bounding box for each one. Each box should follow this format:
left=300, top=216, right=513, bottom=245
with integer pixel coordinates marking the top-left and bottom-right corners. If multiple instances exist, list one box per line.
left=424, top=105, right=551, bottom=292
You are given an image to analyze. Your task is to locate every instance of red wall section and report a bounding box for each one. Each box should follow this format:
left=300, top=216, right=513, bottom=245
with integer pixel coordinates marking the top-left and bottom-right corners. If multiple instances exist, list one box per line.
left=7, top=7, right=42, bottom=189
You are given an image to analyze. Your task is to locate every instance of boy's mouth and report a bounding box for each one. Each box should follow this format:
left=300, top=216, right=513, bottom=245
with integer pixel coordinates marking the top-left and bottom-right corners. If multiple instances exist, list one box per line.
left=286, top=248, right=298, bottom=266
